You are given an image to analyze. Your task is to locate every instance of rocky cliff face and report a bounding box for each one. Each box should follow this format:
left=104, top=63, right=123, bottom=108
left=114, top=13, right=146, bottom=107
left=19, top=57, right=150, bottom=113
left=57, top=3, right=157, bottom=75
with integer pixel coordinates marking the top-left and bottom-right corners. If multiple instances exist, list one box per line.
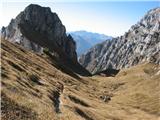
left=1, top=4, right=77, bottom=62
left=1, top=4, right=91, bottom=76
left=79, top=7, right=160, bottom=74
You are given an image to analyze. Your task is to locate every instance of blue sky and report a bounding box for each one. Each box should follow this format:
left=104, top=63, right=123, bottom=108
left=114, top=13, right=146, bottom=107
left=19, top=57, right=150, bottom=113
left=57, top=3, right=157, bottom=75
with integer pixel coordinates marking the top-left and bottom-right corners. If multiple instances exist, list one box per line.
left=1, top=0, right=159, bottom=36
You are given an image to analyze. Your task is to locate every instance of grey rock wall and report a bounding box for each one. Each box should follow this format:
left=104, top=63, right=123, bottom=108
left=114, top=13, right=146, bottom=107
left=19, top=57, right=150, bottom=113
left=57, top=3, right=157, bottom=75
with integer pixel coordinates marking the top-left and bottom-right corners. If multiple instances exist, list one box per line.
left=79, top=8, right=160, bottom=74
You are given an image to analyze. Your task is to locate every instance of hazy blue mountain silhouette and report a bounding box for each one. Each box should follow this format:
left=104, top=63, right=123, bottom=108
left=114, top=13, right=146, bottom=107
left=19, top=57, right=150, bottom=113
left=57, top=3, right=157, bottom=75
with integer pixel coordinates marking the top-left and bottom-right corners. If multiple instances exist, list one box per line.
left=69, top=31, right=112, bottom=56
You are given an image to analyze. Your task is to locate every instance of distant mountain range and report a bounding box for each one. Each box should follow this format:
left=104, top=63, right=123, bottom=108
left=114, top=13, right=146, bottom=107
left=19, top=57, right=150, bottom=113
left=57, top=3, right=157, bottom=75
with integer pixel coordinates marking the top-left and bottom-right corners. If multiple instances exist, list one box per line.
left=68, top=31, right=112, bottom=56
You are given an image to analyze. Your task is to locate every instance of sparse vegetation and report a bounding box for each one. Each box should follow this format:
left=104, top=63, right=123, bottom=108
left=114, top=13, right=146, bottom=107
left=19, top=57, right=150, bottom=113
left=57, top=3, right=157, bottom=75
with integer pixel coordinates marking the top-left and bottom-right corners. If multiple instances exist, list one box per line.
left=43, top=47, right=50, bottom=55
left=28, top=74, right=43, bottom=85
left=74, top=107, right=93, bottom=120
left=1, top=92, right=37, bottom=120
left=48, top=90, right=61, bottom=113
left=1, top=39, right=160, bottom=120
left=7, top=60, right=25, bottom=72
left=68, top=95, right=90, bottom=107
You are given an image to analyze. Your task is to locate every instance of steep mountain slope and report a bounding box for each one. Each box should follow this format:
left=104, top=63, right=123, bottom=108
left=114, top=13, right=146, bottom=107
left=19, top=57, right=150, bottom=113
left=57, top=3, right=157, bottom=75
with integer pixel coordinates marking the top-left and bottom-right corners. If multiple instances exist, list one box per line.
left=1, top=4, right=91, bottom=76
left=1, top=39, right=160, bottom=120
left=79, top=8, right=160, bottom=74
left=69, top=31, right=112, bottom=56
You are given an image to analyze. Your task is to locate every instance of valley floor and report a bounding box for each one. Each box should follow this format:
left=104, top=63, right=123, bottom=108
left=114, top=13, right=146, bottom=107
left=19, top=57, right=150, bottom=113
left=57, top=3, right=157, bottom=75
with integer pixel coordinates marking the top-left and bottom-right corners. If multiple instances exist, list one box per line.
left=1, top=40, right=160, bottom=120
left=60, top=63, right=160, bottom=120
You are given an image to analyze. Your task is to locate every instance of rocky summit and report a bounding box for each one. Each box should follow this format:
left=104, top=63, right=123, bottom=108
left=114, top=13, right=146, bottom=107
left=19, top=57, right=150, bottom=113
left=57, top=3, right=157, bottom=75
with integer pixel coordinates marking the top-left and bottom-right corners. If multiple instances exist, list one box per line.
left=79, top=7, right=160, bottom=74
left=1, top=4, right=91, bottom=76
left=1, top=4, right=76, bottom=61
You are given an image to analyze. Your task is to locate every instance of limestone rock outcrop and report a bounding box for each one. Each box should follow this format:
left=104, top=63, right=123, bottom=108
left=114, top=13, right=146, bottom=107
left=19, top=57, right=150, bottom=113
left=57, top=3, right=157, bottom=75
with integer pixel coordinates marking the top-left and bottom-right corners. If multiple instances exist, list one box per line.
left=1, top=4, right=91, bottom=76
left=1, top=4, right=77, bottom=62
left=79, top=8, right=160, bottom=74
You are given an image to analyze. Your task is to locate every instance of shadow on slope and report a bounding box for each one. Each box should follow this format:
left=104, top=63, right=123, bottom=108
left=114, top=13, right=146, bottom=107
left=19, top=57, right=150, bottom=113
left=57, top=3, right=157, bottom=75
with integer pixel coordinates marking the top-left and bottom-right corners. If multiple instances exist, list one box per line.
left=43, top=50, right=91, bottom=79
left=94, top=69, right=120, bottom=77
left=1, top=92, right=37, bottom=120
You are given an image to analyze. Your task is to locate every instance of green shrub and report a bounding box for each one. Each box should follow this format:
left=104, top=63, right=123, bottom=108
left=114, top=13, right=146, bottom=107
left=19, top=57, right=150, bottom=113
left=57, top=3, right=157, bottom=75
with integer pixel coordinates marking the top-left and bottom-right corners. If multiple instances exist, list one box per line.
left=43, top=47, right=50, bottom=55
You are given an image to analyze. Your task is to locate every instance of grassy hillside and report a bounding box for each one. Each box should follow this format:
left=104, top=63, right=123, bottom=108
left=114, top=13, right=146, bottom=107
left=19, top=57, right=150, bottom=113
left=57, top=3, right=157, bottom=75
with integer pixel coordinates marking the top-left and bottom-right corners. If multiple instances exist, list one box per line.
left=1, top=39, right=160, bottom=120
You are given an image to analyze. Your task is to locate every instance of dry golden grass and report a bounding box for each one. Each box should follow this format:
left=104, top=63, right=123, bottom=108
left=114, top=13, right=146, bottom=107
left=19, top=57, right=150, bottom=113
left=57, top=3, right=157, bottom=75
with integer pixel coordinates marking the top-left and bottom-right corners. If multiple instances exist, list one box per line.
left=1, top=39, right=160, bottom=120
